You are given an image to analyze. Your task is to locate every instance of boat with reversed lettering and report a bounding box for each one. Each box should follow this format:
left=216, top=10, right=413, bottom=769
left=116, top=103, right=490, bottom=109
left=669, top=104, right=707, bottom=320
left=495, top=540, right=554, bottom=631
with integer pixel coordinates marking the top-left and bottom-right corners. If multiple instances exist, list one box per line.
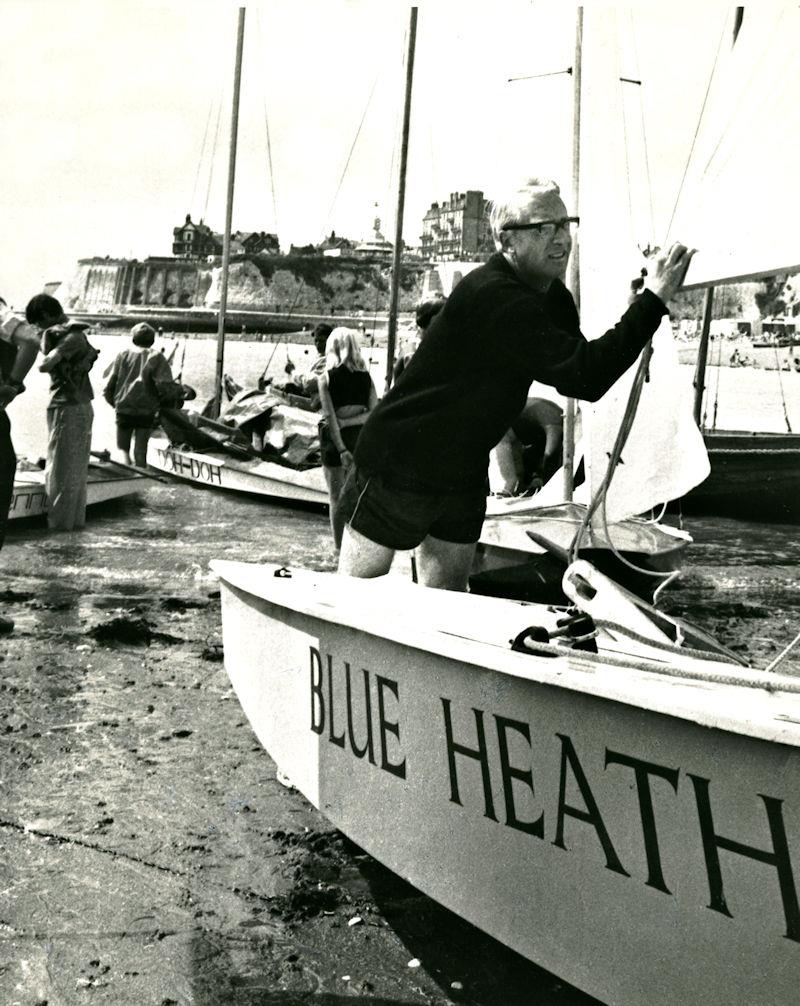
left=9, top=457, right=148, bottom=522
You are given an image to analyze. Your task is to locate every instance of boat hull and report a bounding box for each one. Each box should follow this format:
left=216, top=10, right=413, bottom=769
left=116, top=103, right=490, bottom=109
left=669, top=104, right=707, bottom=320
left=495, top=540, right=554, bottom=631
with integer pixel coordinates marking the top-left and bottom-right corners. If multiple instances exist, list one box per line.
left=472, top=503, right=690, bottom=603
left=214, top=562, right=800, bottom=1006
left=682, top=430, right=800, bottom=523
left=9, top=462, right=146, bottom=521
left=146, top=438, right=327, bottom=509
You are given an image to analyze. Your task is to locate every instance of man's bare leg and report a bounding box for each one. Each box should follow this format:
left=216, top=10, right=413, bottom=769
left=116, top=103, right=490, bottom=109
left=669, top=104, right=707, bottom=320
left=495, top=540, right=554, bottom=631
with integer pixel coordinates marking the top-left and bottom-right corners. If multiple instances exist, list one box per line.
left=417, top=535, right=476, bottom=591
left=338, top=523, right=395, bottom=578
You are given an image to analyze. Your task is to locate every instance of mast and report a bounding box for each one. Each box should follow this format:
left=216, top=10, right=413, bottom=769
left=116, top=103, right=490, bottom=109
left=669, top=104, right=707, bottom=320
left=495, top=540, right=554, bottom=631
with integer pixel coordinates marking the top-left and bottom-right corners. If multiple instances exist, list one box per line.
left=562, top=7, right=583, bottom=500
left=692, top=286, right=715, bottom=427
left=384, top=6, right=418, bottom=393
left=212, top=7, right=246, bottom=420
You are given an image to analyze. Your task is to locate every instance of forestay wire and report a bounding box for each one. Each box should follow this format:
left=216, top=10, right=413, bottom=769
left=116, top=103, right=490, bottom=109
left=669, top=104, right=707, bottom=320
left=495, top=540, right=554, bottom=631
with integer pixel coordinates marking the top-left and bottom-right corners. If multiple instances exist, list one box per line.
left=664, top=13, right=729, bottom=243
left=255, top=8, right=280, bottom=238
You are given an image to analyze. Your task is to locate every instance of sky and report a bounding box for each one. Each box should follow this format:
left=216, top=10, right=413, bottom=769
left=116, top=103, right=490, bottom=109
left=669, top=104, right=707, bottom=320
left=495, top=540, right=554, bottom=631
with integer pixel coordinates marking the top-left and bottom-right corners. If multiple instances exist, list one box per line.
left=0, top=0, right=769, bottom=308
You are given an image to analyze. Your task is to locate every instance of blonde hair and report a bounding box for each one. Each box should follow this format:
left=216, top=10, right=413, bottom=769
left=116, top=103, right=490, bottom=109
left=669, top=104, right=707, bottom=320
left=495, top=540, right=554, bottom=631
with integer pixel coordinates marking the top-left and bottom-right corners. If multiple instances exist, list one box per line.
left=325, top=327, right=367, bottom=372
left=488, top=178, right=562, bottom=250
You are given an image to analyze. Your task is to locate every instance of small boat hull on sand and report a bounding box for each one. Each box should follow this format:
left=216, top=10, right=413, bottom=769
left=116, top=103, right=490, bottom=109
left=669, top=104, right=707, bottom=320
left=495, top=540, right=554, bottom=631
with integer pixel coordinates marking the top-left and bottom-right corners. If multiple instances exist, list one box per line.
left=213, top=560, right=800, bottom=1006
left=473, top=500, right=691, bottom=603
left=147, top=437, right=328, bottom=509
left=682, top=430, right=800, bottom=523
left=9, top=460, right=147, bottom=521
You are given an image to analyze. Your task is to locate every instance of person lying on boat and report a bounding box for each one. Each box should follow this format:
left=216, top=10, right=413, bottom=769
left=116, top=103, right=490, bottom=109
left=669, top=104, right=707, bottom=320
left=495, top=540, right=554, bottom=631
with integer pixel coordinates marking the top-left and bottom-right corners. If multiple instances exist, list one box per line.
left=336, top=176, right=695, bottom=591
left=392, top=299, right=445, bottom=384
left=318, top=327, right=378, bottom=549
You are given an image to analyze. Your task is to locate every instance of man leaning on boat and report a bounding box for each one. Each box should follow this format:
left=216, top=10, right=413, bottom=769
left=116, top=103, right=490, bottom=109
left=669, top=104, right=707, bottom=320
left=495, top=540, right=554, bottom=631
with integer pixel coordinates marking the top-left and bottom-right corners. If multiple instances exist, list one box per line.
left=336, top=177, right=695, bottom=591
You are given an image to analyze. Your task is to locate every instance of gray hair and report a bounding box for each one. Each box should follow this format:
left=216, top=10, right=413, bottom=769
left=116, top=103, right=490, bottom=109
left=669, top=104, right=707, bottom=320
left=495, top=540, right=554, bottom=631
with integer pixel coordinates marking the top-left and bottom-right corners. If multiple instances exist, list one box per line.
left=488, top=178, right=562, bottom=249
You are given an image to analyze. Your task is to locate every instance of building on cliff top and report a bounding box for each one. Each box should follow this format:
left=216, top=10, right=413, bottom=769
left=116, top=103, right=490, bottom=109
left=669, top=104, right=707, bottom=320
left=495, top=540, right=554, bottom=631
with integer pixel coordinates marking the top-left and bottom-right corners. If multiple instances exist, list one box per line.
left=420, top=190, right=493, bottom=262
left=173, top=215, right=221, bottom=258
left=173, top=214, right=279, bottom=259
left=319, top=231, right=356, bottom=257
left=353, top=214, right=393, bottom=260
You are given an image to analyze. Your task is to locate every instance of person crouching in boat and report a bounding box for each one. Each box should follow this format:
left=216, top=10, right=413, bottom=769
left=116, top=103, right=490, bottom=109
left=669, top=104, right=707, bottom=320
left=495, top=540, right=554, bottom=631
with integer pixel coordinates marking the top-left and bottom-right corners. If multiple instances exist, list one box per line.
left=26, top=294, right=99, bottom=532
left=317, top=327, right=378, bottom=549
left=103, top=322, right=174, bottom=468
left=336, top=176, right=695, bottom=591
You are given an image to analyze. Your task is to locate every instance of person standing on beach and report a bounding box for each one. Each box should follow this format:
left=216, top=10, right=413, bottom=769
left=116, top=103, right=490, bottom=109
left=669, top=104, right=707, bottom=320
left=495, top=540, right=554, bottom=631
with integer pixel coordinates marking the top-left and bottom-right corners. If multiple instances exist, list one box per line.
left=317, top=327, right=378, bottom=548
left=103, top=322, right=173, bottom=467
left=292, top=322, right=334, bottom=399
left=392, top=299, right=445, bottom=385
left=25, top=294, right=98, bottom=532
left=0, top=297, right=41, bottom=632
left=337, top=177, right=695, bottom=590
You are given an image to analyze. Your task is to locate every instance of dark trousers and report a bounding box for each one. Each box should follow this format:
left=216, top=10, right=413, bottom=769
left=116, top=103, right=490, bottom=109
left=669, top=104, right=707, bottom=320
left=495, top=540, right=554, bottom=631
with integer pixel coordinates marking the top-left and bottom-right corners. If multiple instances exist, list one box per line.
left=0, top=411, right=16, bottom=550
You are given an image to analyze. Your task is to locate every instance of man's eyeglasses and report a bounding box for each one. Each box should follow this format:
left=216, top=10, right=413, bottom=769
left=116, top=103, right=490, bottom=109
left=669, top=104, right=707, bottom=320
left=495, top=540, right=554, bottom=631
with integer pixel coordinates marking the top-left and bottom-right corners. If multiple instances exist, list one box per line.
left=500, top=217, right=579, bottom=238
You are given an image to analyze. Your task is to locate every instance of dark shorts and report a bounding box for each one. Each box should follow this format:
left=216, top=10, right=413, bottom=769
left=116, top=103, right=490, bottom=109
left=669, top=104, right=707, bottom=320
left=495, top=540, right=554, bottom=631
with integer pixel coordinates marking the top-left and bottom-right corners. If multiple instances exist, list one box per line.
left=338, top=465, right=486, bottom=550
left=319, top=421, right=363, bottom=468
left=116, top=412, right=156, bottom=431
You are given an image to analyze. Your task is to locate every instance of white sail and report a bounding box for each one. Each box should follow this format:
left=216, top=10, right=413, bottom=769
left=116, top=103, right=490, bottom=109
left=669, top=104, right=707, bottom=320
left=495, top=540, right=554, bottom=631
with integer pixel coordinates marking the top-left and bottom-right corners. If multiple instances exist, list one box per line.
left=576, top=9, right=710, bottom=522
left=673, top=6, right=800, bottom=287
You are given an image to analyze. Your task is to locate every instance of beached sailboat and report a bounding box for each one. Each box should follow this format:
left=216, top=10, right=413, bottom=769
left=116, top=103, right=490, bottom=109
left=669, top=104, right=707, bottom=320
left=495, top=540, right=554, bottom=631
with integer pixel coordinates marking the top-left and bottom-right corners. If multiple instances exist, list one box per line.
left=213, top=556, right=799, bottom=1006
left=9, top=456, right=149, bottom=523
left=682, top=290, right=800, bottom=522
left=668, top=7, right=800, bottom=523
left=146, top=13, right=327, bottom=508
left=214, top=8, right=800, bottom=1003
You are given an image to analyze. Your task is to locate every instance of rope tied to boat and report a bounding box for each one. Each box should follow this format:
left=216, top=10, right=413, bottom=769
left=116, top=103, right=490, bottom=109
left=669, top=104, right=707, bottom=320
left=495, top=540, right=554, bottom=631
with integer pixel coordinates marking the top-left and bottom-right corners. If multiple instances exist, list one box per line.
left=511, top=609, right=599, bottom=657
left=509, top=627, right=800, bottom=693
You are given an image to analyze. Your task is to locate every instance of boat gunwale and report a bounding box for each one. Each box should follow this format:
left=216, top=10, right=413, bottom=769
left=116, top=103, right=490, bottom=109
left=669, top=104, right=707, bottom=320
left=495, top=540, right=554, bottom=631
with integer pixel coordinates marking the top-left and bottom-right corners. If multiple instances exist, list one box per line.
left=212, top=559, right=800, bottom=749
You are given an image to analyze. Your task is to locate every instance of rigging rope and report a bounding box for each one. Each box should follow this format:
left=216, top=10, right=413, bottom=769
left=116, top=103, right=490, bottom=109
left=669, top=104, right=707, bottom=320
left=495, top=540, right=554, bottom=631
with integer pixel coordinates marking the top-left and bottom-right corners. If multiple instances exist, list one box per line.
left=628, top=12, right=656, bottom=247
left=513, top=630, right=800, bottom=691
left=569, top=341, right=674, bottom=583
left=320, top=72, right=381, bottom=242
left=709, top=285, right=727, bottom=430
left=698, top=11, right=786, bottom=184
left=190, top=99, right=216, bottom=215
left=255, top=8, right=280, bottom=237
left=664, top=14, right=729, bottom=242
left=772, top=344, right=794, bottom=433
left=202, top=96, right=224, bottom=223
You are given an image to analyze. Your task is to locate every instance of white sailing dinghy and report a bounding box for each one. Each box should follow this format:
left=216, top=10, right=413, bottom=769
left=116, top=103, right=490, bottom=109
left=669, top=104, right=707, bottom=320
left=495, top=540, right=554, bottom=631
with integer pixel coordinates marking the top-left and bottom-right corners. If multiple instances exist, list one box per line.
left=213, top=556, right=800, bottom=1006
left=213, top=8, right=800, bottom=1005
left=147, top=439, right=326, bottom=508
left=147, top=401, right=327, bottom=509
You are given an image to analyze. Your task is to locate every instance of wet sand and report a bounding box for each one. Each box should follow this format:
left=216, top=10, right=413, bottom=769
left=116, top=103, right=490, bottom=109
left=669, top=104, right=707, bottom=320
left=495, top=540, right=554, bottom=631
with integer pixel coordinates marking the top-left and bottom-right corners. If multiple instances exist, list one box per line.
left=1, top=481, right=798, bottom=1005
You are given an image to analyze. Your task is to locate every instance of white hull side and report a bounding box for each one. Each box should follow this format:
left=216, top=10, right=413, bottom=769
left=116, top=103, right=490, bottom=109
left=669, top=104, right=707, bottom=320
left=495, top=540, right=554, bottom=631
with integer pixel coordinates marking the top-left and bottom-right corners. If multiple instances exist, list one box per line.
left=147, top=438, right=327, bottom=508
left=214, top=562, right=800, bottom=1006
left=9, top=471, right=144, bottom=521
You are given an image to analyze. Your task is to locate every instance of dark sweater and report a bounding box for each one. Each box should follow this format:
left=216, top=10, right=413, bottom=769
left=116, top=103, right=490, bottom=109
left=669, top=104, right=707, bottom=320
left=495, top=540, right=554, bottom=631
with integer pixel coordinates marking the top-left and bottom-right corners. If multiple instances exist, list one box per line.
left=327, top=365, right=373, bottom=409
left=354, top=253, right=668, bottom=493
